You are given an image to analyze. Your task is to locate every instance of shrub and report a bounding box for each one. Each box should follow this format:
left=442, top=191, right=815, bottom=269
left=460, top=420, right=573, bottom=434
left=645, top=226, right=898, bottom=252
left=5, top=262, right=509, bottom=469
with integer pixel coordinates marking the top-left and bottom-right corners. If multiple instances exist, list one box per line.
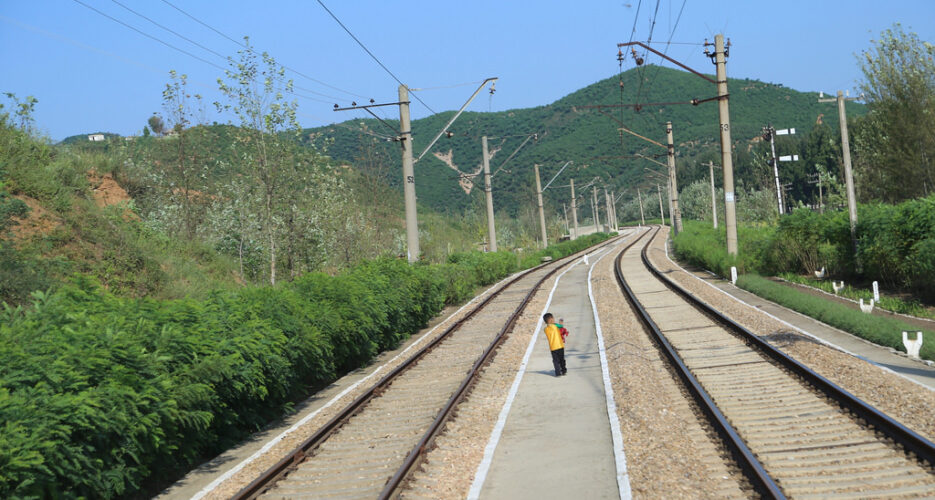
left=0, top=232, right=611, bottom=497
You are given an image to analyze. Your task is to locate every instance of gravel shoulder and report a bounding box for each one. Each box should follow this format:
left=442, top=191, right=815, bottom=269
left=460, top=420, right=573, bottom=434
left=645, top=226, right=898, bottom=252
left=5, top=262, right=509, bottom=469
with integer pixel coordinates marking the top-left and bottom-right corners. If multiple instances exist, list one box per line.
left=648, top=226, right=935, bottom=445
left=591, top=229, right=748, bottom=499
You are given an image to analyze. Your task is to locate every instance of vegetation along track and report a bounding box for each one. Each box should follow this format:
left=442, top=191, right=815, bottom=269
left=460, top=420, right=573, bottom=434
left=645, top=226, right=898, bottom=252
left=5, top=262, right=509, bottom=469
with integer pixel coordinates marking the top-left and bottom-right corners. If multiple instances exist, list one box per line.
left=234, top=235, right=624, bottom=499
left=614, top=226, right=935, bottom=499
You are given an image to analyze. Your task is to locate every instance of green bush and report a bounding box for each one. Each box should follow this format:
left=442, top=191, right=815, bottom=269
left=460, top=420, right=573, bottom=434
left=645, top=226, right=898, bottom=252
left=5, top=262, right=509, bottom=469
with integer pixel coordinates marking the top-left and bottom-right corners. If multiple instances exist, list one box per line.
left=0, top=234, right=611, bottom=498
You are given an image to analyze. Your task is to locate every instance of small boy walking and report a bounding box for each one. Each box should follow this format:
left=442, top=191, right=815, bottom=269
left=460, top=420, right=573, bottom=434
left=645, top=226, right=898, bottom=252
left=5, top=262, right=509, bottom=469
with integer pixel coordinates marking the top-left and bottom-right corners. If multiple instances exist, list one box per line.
left=542, top=313, right=567, bottom=377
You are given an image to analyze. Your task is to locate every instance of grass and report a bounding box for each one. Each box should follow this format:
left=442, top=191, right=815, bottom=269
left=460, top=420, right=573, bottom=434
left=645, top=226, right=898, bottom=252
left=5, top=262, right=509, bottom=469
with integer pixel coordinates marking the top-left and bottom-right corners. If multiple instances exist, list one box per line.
left=778, top=272, right=935, bottom=320
left=737, top=273, right=935, bottom=361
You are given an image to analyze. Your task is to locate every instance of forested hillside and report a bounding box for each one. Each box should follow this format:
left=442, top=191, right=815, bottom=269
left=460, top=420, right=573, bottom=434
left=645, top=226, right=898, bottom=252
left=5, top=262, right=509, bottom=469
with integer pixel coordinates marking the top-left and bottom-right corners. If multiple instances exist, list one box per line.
left=306, top=66, right=865, bottom=216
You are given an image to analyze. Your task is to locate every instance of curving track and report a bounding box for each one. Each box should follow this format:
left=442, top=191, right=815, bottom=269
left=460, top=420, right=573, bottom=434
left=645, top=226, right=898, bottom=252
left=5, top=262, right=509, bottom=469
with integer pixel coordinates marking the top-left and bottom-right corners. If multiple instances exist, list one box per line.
left=615, top=226, right=935, bottom=499
left=233, top=236, right=622, bottom=499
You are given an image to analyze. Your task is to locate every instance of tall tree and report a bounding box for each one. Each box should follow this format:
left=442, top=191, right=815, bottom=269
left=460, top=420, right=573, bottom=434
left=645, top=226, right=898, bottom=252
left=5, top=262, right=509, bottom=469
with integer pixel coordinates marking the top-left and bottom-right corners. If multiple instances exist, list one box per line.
left=162, top=71, right=207, bottom=239
left=216, top=38, right=301, bottom=285
left=854, top=24, right=935, bottom=201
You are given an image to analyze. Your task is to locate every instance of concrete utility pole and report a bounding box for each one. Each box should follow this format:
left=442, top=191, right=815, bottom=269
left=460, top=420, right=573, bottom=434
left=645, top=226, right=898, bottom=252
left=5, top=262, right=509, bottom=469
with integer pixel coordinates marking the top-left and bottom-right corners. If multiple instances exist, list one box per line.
left=611, top=190, right=618, bottom=230
left=708, top=161, right=718, bottom=228
left=481, top=135, right=496, bottom=252
left=638, top=187, right=645, bottom=226
left=398, top=85, right=420, bottom=262
left=562, top=203, right=569, bottom=235
left=535, top=164, right=548, bottom=248
left=820, top=90, right=859, bottom=254
left=570, top=179, right=578, bottom=239
left=604, top=188, right=614, bottom=232
left=657, top=184, right=666, bottom=225
left=809, top=167, right=824, bottom=214
left=712, top=34, right=738, bottom=255
left=592, top=187, right=601, bottom=231
left=666, top=121, right=682, bottom=234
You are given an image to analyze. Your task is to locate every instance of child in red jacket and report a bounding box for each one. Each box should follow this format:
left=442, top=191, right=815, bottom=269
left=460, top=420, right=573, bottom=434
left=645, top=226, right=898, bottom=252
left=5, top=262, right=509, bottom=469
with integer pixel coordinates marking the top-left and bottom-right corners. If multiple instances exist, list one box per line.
left=556, top=317, right=570, bottom=343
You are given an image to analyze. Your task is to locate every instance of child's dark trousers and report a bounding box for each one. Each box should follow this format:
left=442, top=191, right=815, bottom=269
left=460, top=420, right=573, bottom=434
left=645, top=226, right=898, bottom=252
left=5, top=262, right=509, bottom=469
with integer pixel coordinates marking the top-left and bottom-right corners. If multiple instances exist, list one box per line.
left=550, top=348, right=567, bottom=376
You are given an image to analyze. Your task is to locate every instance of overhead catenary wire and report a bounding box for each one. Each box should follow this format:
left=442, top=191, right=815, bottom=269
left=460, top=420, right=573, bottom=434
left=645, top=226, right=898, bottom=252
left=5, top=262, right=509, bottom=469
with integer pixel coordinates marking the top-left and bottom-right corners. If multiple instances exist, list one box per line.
left=315, top=0, right=438, bottom=116
left=71, top=0, right=227, bottom=72
left=157, top=0, right=367, bottom=100
left=644, top=0, right=688, bottom=98
left=109, top=0, right=227, bottom=60
left=48, top=6, right=391, bottom=143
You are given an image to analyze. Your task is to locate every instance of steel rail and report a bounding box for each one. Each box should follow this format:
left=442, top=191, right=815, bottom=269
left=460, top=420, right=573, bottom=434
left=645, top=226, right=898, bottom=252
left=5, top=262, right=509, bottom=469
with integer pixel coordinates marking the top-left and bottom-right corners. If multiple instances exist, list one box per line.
left=613, top=226, right=785, bottom=499
left=234, top=233, right=624, bottom=499
left=637, top=227, right=935, bottom=469
left=379, top=232, right=628, bottom=498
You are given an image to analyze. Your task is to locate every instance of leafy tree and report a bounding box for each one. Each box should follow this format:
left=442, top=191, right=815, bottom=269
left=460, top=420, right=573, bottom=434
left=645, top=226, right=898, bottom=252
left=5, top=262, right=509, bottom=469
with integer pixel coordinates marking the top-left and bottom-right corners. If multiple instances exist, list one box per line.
left=147, top=113, right=166, bottom=136
left=2, top=93, right=38, bottom=134
left=854, top=23, right=935, bottom=201
left=160, top=70, right=208, bottom=239
left=215, top=38, right=350, bottom=283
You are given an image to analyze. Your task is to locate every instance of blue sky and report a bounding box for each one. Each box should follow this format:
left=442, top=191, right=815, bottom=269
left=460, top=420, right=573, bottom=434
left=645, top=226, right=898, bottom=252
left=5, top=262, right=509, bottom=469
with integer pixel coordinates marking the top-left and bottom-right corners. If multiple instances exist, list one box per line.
left=2, top=0, right=933, bottom=141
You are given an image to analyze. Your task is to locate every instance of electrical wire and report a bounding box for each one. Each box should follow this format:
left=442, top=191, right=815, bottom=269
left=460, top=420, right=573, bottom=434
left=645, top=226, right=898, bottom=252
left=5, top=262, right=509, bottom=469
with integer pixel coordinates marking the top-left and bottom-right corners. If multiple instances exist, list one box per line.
left=109, top=0, right=227, bottom=60
left=644, top=0, right=688, bottom=95
left=61, top=3, right=390, bottom=144
left=71, top=0, right=227, bottom=72
left=157, top=0, right=367, bottom=100
left=112, top=0, right=349, bottom=102
left=314, top=0, right=438, bottom=115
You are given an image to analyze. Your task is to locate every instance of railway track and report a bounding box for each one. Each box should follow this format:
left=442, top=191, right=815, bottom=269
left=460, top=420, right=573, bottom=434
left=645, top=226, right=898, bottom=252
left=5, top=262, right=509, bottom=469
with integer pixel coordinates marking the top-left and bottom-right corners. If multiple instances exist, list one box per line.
left=614, top=226, right=935, bottom=499
left=233, top=235, right=623, bottom=499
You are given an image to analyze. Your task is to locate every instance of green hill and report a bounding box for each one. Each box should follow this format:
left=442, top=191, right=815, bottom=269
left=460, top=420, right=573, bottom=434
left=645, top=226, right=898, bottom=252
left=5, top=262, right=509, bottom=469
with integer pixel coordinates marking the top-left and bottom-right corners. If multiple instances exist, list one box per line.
left=305, top=66, right=865, bottom=216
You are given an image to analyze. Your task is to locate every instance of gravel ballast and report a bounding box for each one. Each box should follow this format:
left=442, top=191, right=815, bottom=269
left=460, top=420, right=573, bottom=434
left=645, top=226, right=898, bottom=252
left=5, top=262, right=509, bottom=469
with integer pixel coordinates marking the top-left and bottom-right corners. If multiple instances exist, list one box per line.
left=648, top=227, right=935, bottom=445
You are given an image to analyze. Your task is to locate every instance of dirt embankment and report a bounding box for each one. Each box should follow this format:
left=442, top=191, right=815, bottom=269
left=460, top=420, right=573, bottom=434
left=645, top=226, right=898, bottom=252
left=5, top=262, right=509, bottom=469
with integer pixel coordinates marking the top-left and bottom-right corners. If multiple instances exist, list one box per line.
left=7, top=171, right=136, bottom=242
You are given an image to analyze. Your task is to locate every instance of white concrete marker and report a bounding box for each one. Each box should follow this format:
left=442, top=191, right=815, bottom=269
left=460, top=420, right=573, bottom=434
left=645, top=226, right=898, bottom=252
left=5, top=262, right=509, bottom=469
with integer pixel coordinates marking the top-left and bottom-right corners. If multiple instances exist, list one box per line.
left=833, top=281, right=845, bottom=294
left=814, top=266, right=826, bottom=279
left=190, top=270, right=530, bottom=500
left=860, top=298, right=875, bottom=314
left=730, top=266, right=737, bottom=285
left=468, top=239, right=631, bottom=500
left=903, top=331, right=924, bottom=359
left=873, top=281, right=880, bottom=302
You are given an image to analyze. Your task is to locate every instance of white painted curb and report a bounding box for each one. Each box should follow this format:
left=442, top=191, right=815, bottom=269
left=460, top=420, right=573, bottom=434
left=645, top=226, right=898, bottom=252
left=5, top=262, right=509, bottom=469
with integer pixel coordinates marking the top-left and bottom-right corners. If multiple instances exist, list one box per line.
left=587, top=239, right=633, bottom=499
left=468, top=237, right=634, bottom=500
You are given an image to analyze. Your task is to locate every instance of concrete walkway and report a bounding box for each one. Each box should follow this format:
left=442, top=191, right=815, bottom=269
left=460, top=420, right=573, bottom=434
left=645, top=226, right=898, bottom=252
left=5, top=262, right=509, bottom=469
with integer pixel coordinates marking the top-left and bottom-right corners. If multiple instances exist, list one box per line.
left=681, top=264, right=935, bottom=390
left=479, top=260, right=619, bottom=499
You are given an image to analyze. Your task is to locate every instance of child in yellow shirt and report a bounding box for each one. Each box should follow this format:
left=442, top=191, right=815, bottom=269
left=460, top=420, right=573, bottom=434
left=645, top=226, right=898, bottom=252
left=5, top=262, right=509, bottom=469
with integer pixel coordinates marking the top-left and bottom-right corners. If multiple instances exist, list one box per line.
left=542, top=313, right=567, bottom=377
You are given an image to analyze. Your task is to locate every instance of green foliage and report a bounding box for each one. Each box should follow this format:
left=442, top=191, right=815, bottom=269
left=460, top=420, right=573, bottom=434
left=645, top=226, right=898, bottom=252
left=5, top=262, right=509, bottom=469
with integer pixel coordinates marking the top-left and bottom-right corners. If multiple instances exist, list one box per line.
left=777, top=273, right=933, bottom=320
left=854, top=23, right=935, bottom=202
left=675, top=195, right=935, bottom=301
left=671, top=220, right=768, bottom=277
left=737, top=273, right=934, bottom=361
left=305, top=67, right=864, bottom=219
left=0, top=232, right=609, bottom=497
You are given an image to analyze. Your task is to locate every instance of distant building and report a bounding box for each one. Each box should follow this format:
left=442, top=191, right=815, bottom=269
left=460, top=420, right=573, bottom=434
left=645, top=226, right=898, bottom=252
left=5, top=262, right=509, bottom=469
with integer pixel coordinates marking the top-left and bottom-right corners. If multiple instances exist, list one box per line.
left=88, top=134, right=105, bottom=142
